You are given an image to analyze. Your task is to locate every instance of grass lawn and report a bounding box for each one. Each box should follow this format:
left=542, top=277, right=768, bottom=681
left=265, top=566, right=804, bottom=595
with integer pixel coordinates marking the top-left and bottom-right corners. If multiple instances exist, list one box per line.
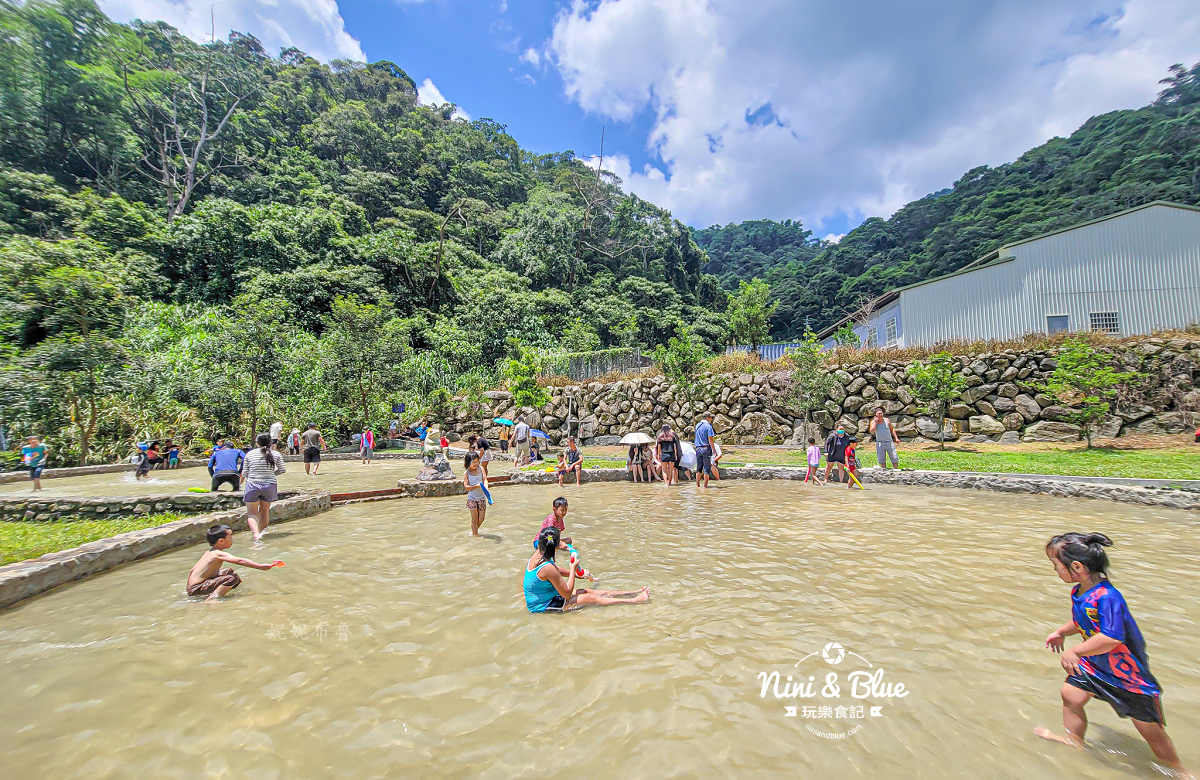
left=0, top=513, right=183, bottom=566
left=577, top=435, right=1199, bottom=481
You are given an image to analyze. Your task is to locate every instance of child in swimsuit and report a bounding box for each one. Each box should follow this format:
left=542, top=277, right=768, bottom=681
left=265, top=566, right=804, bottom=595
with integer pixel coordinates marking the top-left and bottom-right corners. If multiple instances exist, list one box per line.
left=844, top=441, right=859, bottom=489
left=533, top=497, right=596, bottom=581
left=186, top=524, right=283, bottom=600
left=1035, top=533, right=1189, bottom=776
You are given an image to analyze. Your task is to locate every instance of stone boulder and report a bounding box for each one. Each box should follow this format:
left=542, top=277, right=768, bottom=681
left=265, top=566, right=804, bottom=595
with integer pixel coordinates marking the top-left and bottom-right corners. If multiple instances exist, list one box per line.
left=946, top=403, right=972, bottom=419
left=915, top=416, right=955, bottom=441
left=1001, top=412, right=1024, bottom=431
left=1127, top=412, right=1195, bottom=434
left=1040, top=405, right=1079, bottom=422
left=1021, top=421, right=1082, bottom=442
left=968, top=415, right=1006, bottom=435
left=1014, top=394, right=1041, bottom=422
left=997, top=430, right=1022, bottom=444
left=417, top=458, right=456, bottom=481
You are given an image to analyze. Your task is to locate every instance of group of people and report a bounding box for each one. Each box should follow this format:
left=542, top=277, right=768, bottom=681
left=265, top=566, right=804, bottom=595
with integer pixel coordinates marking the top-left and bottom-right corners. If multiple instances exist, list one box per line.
left=798, top=408, right=901, bottom=487
left=626, top=414, right=722, bottom=488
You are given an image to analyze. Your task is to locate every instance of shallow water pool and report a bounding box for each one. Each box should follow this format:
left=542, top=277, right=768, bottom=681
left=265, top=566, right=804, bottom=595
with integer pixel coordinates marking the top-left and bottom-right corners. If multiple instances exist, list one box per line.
left=0, top=481, right=1196, bottom=777
left=0, top=456, right=508, bottom=499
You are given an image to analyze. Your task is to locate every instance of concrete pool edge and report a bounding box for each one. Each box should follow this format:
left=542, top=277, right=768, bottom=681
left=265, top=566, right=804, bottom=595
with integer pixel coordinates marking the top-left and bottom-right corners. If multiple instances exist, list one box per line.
left=0, top=491, right=331, bottom=610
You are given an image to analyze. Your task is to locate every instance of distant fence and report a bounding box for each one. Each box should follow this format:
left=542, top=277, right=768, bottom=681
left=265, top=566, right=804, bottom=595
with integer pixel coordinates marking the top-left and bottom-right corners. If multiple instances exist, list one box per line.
left=724, top=343, right=806, bottom=361
left=539, top=347, right=648, bottom=381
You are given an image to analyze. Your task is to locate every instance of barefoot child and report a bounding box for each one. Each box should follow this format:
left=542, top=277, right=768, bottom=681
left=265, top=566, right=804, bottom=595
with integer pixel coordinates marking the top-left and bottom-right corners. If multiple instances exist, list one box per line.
left=533, top=496, right=596, bottom=581
left=523, top=527, right=648, bottom=613
left=1035, top=533, right=1190, bottom=777
left=21, top=436, right=48, bottom=492
left=186, top=524, right=283, bottom=600
left=804, top=437, right=822, bottom=484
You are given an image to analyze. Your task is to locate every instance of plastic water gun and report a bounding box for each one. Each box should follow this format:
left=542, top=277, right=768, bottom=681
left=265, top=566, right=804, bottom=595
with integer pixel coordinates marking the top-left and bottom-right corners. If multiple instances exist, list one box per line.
left=566, top=544, right=588, bottom=579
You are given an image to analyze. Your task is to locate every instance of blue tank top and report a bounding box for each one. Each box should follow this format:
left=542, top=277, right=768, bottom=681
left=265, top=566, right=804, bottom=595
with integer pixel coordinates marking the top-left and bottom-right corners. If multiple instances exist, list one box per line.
left=523, top=559, right=559, bottom=613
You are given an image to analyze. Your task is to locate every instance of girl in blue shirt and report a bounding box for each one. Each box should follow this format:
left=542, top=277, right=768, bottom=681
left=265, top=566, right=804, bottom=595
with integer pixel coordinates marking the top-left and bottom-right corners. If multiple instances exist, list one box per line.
left=1035, top=532, right=1189, bottom=776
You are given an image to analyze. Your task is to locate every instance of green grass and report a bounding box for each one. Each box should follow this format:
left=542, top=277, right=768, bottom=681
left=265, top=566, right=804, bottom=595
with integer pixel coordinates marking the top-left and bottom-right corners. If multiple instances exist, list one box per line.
left=0, top=513, right=183, bottom=566
left=576, top=447, right=1199, bottom=480
left=720, top=448, right=1197, bottom=480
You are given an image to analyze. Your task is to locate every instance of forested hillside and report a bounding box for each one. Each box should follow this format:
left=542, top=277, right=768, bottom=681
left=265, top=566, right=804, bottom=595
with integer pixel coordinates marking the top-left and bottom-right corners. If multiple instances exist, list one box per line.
left=0, top=0, right=730, bottom=464
left=695, top=63, right=1200, bottom=340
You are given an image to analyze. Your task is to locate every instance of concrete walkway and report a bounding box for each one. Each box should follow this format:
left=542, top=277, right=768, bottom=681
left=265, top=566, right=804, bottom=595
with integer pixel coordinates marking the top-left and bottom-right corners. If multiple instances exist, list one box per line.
left=861, top=467, right=1200, bottom=491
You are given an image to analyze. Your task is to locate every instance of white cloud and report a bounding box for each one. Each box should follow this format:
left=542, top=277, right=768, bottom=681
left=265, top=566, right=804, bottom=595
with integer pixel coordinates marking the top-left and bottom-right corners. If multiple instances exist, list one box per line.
left=549, top=0, right=1200, bottom=228
left=520, top=47, right=542, bottom=67
left=499, top=0, right=509, bottom=13
left=99, top=0, right=365, bottom=62
left=822, top=233, right=845, bottom=244
left=417, top=78, right=471, bottom=120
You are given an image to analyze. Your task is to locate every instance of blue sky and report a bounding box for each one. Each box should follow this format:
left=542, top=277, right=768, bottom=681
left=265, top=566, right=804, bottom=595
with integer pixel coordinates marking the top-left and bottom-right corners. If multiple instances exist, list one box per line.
left=100, top=1, right=1198, bottom=238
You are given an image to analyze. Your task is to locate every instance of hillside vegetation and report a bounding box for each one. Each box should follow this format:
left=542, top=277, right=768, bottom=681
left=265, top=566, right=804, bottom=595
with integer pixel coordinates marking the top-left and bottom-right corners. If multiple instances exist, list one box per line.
left=0, top=0, right=730, bottom=465
left=694, top=63, right=1200, bottom=339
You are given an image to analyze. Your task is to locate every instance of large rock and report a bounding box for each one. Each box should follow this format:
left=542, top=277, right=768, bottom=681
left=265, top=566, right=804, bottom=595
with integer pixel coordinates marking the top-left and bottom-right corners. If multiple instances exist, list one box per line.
left=975, top=400, right=997, bottom=417
left=991, top=396, right=1015, bottom=413
left=1021, top=420, right=1082, bottom=442
left=1014, top=394, right=1041, bottom=422
left=1040, top=405, right=1079, bottom=422
left=946, top=403, right=972, bottom=419
left=1115, top=404, right=1153, bottom=422
left=842, top=395, right=866, bottom=413
left=1127, top=412, right=1195, bottom=434
left=969, top=415, right=1006, bottom=435
left=997, top=430, right=1022, bottom=444
left=963, top=383, right=997, bottom=404
left=1095, top=416, right=1123, bottom=439
left=916, top=416, right=955, bottom=440
left=996, top=383, right=1019, bottom=398
left=578, top=414, right=598, bottom=440
left=416, top=458, right=456, bottom=481
left=1002, top=412, right=1024, bottom=431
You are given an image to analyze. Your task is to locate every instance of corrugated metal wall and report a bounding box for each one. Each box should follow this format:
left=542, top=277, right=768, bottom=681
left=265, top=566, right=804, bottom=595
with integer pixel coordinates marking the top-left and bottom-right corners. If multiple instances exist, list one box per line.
left=900, top=205, right=1200, bottom=345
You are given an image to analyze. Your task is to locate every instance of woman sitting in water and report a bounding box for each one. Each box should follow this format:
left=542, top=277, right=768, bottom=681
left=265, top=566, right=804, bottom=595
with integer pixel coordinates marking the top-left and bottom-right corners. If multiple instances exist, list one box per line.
left=523, top=527, right=649, bottom=613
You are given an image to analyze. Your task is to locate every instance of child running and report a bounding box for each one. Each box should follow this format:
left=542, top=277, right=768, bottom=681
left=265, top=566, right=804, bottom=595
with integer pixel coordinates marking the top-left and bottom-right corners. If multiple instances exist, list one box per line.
left=186, top=524, right=283, bottom=600
left=21, top=436, right=48, bottom=491
left=1035, top=532, right=1190, bottom=777
left=523, top=527, right=648, bottom=613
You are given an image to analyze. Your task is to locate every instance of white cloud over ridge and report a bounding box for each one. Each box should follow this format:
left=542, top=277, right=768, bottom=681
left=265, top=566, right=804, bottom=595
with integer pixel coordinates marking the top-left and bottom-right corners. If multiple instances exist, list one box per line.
left=417, top=78, right=471, bottom=120
left=99, top=0, right=365, bottom=62
left=549, top=0, right=1200, bottom=229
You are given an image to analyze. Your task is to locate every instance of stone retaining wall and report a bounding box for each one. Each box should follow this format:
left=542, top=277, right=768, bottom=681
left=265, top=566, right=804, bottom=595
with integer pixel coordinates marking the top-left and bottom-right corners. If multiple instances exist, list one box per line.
left=440, top=336, right=1200, bottom=446
left=0, top=460, right=209, bottom=485
left=0, top=491, right=260, bottom=521
left=0, top=491, right=331, bottom=610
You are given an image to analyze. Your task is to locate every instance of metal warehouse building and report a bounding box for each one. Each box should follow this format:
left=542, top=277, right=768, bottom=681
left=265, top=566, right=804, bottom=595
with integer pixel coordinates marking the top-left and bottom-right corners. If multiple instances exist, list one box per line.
left=817, top=201, right=1200, bottom=348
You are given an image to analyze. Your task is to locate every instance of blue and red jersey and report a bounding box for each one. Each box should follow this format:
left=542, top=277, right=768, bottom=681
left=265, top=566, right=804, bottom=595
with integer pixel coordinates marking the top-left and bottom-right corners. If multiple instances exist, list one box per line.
left=1071, top=580, right=1160, bottom=696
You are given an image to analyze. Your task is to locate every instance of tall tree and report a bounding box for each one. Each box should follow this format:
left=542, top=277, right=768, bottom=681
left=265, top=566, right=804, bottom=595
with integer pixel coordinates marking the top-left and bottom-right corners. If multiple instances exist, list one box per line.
left=907, top=352, right=968, bottom=450
left=319, top=296, right=411, bottom=427
left=726, top=278, right=777, bottom=352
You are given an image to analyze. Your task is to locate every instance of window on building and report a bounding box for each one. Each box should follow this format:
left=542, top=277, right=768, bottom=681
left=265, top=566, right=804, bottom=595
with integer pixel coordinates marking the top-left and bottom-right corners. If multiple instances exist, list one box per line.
left=866, top=329, right=878, bottom=348
left=1089, top=311, right=1119, bottom=334
left=1046, top=315, right=1069, bottom=335
left=885, top=318, right=898, bottom=347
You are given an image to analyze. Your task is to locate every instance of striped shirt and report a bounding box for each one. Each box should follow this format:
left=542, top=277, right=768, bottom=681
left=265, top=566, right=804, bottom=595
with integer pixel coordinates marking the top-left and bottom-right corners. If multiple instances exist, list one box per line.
left=241, top=448, right=286, bottom=484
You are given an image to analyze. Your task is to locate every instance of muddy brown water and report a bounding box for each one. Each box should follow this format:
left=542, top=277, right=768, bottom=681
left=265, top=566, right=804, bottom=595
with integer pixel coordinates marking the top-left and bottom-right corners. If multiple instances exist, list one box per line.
left=0, top=481, right=1196, bottom=777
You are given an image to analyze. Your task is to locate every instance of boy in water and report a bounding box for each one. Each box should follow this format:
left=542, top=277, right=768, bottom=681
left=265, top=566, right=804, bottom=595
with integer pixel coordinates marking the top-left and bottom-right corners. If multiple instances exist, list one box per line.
left=21, top=436, right=48, bottom=491
left=186, top=524, right=283, bottom=600
left=534, top=497, right=596, bottom=581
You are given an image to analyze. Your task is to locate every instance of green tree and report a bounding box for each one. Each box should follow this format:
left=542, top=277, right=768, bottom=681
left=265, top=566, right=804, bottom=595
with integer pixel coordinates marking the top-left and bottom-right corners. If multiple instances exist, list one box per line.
left=725, top=278, right=777, bottom=352
left=504, top=345, right=549, bottom=410
left=783, top=332, right=835, bottom=431
left=651, top=325, right=709, bottom=416
left=1042, top=339, right=1136, bottom=448
left=907, top=352, right=968, bottom=450
left=833, top=323, right=860, bottom=347
left=319, top=296, right=411, bottom=427
left=197, top=294, right=294, bottom=443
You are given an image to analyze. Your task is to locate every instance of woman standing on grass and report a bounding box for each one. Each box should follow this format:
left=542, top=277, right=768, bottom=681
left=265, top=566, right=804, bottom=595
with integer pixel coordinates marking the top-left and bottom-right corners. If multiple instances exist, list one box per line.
left=240, top=433, right=286, bottom=542
left=463, top=452, right=488, bottom=537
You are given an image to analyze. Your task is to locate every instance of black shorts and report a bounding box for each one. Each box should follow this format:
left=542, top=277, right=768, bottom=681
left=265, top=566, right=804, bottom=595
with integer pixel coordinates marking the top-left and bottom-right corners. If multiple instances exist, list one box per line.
left=211, top=473, right=240, bottom=491
left=1066, top=672, right=1164, bottom=724
left=660, top=453, right=677, bottom=464
left=545, top=594, right=565, bottom=611
left=828, top=454, right=845, bottom=464
left=304, top=447, right=321, bottom=463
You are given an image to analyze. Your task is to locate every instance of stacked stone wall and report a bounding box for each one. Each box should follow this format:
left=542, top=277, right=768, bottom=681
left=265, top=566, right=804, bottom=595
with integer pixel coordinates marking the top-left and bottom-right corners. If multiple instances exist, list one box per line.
left=442, top=336, right=1200, bottom=445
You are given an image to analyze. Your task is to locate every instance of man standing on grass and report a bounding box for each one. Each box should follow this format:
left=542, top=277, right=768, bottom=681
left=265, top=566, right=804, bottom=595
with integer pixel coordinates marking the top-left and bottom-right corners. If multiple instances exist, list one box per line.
left=694, top=412, right=716, bottom=488
left=869, top=408, right=899, bottom=469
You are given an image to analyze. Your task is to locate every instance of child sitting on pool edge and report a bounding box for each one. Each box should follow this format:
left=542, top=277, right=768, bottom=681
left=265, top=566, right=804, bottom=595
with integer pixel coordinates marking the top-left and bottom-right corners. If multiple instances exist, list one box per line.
left=1035, top=532, right=1190, bottom=777
left=186, top=524, right=283, bottom=601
